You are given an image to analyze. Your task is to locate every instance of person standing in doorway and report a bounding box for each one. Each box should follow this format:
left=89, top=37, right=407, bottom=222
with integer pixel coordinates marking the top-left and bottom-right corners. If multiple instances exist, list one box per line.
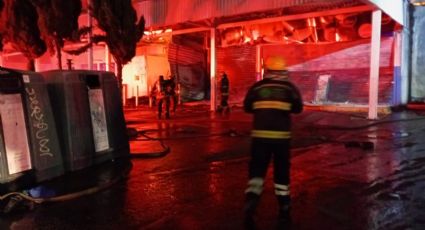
left=243, top=56, right=303, bottom=229
left=217, top=72, right=230, bottom=114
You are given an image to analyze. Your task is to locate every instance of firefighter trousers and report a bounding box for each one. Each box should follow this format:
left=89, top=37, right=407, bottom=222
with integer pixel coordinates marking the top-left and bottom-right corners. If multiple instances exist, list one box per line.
left=158, top=96, right=171, bottom=118
left=246, top=139, right=291, bottom=202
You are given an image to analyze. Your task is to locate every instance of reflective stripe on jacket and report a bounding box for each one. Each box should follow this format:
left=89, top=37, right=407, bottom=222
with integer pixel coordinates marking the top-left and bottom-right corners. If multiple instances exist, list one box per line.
left=243, top=72, right=303, bottom=140
left=251, top=130, right=291, bottom=139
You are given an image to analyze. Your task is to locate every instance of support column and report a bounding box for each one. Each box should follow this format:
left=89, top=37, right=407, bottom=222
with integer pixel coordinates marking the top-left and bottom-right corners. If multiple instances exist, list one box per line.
left=401, top=0, right=411, bottom=104
left=105, top=44, right=111, bottom=72
left=210, top=28, right=217, bottom=111
left=392, top=32, right=402, bottom=106
left=87, top=0, right=94, bottom=70
left=256, top=45, right=262, bottom=81
left=368, top=10, right=382, bottom=120
left=34, top=58, right=40, bottom=72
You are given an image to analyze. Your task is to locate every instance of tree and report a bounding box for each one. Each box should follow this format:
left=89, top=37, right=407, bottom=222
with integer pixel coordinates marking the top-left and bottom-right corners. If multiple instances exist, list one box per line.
left=0, top=0, right=46, bottom=70
left=90, top=0, right=145, bottom=89
left=30, top=0, right=82, bottom=69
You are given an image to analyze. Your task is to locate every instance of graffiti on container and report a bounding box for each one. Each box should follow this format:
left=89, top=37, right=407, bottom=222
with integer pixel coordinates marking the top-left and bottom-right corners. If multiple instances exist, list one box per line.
left=26, top=87, right=53, bottom=157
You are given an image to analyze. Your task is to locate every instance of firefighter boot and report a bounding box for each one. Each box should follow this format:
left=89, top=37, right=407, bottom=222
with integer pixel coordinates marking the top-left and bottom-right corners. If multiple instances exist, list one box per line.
left=244, top=193, right=260, bottom=230
left=276, top=198, right=292, bottom=229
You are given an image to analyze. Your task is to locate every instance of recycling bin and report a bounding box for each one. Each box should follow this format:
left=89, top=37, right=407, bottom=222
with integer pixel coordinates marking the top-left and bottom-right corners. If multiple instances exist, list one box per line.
left=42, top=70, right=129, bottom=171
left=98, top=71, right=129, bottom=159
left=0, top=68, right=63, bottom=188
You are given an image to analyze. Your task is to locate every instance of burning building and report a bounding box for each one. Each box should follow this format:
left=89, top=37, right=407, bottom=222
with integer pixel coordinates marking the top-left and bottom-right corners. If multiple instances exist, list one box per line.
left=1, top=0, right=423, bottom=119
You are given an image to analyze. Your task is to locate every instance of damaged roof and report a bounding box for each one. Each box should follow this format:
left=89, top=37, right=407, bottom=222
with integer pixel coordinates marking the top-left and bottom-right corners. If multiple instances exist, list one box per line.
left=134, top=0, right=368, bottom=30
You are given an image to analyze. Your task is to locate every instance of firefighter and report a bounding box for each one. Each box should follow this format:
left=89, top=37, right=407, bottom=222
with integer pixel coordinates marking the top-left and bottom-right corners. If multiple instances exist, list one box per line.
left=150, top=80, right=159, bottom=107
left=217, top=72, right=230, bottom=114
left=243, top=56, right=303, bottom=229
left=169, top=75, right=178, bottom=113
left=157, top=75, right=170, bottom=119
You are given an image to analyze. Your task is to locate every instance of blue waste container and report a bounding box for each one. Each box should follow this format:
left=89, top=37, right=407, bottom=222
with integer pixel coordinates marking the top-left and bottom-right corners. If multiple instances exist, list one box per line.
left=42, top=70, right=129, bottom=171
left=0, top=67, right=63, bottom=190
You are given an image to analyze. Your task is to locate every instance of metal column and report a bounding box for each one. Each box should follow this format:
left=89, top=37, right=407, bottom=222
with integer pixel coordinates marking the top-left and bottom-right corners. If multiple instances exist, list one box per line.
left=401, top=0, right=411, bottom=104
left=256, top=45, right=262, bottom=81
left=392, top=32, right=402, bottom=106
left=35, top=59, right=40, bottom=72
left=105, top=45, right=111, bottom=72
left=368, top=10, right=382, bottom=120
left=210, top=28, right=217, bottom=111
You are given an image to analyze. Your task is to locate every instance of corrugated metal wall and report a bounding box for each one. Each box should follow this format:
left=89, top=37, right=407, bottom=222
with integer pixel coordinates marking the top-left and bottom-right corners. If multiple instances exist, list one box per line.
left=168, top=43, right=205, bottom=65
left=289, top=68, right=393, bottom=104
left=212, top=36, right=395, bottom=106
left=134, top=0, right=362, bottom=28
left=168, top=43, right=208, bottom=101
left=217, top=45, right=257, bottom=104
left=262, top=37, right=395, bottom=105
left=411, top=6, right=425, bottom=101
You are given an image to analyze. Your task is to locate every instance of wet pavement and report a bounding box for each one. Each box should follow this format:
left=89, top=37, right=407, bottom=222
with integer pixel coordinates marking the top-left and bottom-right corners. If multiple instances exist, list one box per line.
left=2, top=103, right=425, bottom=230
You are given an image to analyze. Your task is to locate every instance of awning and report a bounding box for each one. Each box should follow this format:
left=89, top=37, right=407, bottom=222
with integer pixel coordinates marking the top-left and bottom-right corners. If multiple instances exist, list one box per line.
left=365, top=0, right=405, bottom=25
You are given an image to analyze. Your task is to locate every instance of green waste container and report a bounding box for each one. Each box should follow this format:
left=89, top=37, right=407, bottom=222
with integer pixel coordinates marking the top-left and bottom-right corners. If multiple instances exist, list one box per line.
left=42, top=70, right=129, bottom=171
left=98, top=71, right=129, bottom=159
left=0, top=68, right=63, bottom=190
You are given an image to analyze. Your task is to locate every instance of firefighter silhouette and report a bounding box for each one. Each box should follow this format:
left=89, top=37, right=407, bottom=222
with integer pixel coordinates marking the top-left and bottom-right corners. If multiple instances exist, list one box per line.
left=217, top=72, right=230, bottom=114
left=157, top=75, right=176, bottom=119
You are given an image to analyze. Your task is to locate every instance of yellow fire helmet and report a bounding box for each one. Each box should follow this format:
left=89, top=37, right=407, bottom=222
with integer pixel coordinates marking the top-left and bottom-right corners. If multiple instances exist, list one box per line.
left=264, top=56, right=287, bottom=71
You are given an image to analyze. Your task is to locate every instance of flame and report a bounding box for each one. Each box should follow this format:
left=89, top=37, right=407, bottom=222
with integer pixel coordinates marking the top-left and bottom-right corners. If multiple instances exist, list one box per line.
left=335, top=32, right=341, bottom=42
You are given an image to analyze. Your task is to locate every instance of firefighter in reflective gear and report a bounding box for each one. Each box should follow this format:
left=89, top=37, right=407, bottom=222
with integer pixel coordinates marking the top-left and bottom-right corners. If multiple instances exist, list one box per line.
left=157, top=75, right=172, bottom=119
left=243, top=56, right=303, bottom=228
left=217, top=72, right=230, bottom=114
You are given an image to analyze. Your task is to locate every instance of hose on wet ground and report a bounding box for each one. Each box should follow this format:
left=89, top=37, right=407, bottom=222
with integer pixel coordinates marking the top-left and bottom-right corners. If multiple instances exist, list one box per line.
left=128, top=126, right=245, bottom=157
left=0, top=160, right=132, bottom=214
left=128, top=119, right=252, bottom=158
left=133, top=128, right=243, bottom=140
left=127, top=127, right=171, bottom=158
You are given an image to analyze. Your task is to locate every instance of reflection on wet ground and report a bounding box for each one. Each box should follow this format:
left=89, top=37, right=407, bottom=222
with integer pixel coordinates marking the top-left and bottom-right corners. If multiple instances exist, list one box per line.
left=2, top=104, right=425, bottom=230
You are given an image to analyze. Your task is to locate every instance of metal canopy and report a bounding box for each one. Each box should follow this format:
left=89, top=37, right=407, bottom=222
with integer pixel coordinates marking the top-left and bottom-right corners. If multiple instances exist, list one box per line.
left=364, top=0, right=405, bottom=26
